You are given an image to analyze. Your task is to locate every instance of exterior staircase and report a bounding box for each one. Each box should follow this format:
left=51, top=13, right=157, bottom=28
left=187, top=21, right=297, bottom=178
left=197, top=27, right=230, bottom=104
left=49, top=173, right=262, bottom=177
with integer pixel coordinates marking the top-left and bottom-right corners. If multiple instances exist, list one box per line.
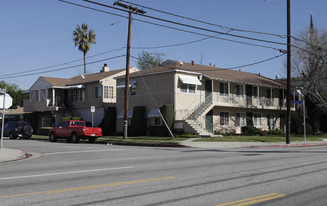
left=184, top=93, right=215, bottom=136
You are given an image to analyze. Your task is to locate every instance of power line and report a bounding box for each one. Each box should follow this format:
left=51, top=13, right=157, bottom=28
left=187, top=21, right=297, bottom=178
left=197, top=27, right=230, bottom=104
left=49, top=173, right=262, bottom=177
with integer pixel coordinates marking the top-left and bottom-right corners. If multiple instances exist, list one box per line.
left=120, top=0, right=287, bottom=38
left=130, top=53, right=286, bottom=72
left=82, top=0, right=287, bottom=47
left=59, top=0, right=281, bottom=51
left=0, top=47, right=125, bottom=78
left=0, top=55, right=125, bottom=80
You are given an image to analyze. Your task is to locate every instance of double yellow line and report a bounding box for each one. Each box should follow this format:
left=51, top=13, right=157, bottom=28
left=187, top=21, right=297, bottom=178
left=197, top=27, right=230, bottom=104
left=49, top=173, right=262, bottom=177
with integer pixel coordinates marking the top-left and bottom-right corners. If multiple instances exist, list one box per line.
left=0, top=176, right=176, bottom=199
left=216, top=193, right=286, bottom=206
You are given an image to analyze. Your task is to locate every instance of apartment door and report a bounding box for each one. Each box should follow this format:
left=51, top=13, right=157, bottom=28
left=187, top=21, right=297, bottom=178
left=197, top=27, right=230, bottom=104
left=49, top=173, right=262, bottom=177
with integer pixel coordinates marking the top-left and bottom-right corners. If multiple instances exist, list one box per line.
left=205, top=80, right=212, bottom=98
left=246, top=112, right=253, bottom=127
left=246, top=85, right=253, bottom=106
left=280, top=114, right=285, bottom=132
left=206, top=110, right=213, bottom=133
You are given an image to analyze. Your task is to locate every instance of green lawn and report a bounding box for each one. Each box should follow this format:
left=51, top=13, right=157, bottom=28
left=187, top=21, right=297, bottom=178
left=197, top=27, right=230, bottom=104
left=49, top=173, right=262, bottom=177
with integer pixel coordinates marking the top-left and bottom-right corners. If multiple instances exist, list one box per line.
left=194, top=135, right=327, bottom=142
left=31, top=134, right=327, bottom=144
left=31, top=135, right=190, bottom=145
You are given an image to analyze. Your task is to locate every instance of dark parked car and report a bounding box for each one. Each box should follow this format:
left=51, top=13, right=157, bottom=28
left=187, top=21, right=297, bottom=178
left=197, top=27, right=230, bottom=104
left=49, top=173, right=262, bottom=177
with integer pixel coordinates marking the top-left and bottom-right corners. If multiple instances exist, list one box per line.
left=1, top=121, right=33, bottom=139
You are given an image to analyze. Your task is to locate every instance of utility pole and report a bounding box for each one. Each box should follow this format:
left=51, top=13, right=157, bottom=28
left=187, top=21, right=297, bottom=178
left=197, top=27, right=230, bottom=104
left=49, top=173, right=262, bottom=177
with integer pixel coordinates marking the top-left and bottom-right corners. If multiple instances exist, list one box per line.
left=286, top=0, right=291, bottom=144
left=114, top=1, right=145, bottom=139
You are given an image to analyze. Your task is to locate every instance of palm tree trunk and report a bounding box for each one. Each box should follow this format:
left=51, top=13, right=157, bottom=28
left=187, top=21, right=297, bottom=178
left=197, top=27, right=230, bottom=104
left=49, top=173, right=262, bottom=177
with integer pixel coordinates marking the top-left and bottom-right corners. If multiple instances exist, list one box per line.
left=83, top=52, right=86, bottom=74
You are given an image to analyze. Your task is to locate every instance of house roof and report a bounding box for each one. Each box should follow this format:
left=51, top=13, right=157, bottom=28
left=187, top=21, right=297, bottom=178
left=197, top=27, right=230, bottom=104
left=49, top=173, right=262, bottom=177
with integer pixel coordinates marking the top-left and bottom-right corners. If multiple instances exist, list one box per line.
left=36, top=68, right=127, bottom=88
left=68, top=68, right=126, bottom=85
left=126, top=60, right=286, bottom=88
left=42, top=76, right=71, bottom=87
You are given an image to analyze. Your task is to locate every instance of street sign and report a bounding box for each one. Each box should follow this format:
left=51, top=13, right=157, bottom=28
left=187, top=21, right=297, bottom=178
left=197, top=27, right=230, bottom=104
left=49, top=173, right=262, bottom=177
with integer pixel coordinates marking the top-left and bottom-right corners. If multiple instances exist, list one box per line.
left=91, top=106, right=95, bottom=113
left=0, top=94, right=13, bottom=109
left=291, top=100, right=303, bottom=105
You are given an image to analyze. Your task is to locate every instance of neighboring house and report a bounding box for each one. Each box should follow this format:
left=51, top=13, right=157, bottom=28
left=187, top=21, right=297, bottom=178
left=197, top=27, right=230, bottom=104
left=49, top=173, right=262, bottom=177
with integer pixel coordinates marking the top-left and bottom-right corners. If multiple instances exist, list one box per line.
left=116, top=60, right=290, bottom=136
left=24, top=64, right=139, bottom=131
left=0, top=106, right=30, bottom=123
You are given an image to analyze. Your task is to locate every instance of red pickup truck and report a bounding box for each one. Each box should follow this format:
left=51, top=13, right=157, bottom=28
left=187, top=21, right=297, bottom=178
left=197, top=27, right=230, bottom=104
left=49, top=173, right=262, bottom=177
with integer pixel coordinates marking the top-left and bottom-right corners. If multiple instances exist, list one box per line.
left=49, top=120, right=102, bottom=143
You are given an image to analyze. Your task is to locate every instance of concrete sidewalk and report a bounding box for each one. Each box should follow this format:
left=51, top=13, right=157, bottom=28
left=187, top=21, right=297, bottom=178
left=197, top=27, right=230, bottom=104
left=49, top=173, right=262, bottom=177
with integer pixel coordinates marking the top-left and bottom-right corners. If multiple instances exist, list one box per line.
left=0, top=148, right=27, bottom=163
left=181, top=138, right=327, bottom=149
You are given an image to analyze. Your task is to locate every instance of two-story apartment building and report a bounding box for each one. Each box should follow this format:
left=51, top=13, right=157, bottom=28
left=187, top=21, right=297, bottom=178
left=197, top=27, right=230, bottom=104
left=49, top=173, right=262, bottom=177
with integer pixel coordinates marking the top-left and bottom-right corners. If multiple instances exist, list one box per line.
left=24, top=64, right=139, bottom=131
left=116, top=60, right=289, bottom=136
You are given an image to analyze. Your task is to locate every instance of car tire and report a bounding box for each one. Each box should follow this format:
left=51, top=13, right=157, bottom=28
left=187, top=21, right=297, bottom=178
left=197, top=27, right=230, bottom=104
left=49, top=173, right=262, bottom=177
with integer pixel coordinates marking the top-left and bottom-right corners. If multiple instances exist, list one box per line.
left=71, top=133, right=79, bottom=143
left=49, top=132, right=57, bottom=142
left=89, top=137, right=96, bottom=143
left=9, top=132, right=17, bottom=140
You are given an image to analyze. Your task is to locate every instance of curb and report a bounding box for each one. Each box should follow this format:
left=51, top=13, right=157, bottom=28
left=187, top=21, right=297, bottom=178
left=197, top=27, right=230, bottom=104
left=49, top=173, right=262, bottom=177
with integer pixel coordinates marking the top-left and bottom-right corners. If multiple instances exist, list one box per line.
left=247, top=142, right=327, bottom=148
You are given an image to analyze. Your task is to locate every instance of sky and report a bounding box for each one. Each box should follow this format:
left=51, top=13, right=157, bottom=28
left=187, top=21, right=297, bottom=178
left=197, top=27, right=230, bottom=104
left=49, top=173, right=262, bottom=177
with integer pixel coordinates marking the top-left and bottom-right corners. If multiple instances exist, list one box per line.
left=1, top=0, right=327, bottom=90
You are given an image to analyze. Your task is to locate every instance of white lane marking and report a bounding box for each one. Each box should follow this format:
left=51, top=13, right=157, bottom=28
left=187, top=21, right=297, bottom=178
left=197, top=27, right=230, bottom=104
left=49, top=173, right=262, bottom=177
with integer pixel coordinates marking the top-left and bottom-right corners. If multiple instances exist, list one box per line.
left=43, top=149, right=125, bottom=155
left=0, top=166, right=134, bottom=181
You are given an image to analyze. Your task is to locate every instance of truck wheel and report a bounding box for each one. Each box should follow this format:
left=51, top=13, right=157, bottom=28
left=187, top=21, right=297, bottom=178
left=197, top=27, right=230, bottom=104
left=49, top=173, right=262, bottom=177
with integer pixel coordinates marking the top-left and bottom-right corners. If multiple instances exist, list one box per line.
left=71, top=133, right=79, bottom=143
left=89, top=137, right=96, bottom=143
left=49, top=132, right=57, bottom=142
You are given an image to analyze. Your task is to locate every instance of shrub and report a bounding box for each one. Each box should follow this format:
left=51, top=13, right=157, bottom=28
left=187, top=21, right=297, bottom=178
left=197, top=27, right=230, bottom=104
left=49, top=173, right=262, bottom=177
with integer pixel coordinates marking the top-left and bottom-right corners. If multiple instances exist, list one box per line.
left=37, top=127, right=52, bottom=135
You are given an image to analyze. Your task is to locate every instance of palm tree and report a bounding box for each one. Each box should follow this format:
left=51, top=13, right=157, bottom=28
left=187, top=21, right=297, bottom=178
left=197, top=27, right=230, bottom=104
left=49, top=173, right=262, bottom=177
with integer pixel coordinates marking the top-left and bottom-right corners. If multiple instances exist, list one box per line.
left=73, top=24, right=96, bottom=74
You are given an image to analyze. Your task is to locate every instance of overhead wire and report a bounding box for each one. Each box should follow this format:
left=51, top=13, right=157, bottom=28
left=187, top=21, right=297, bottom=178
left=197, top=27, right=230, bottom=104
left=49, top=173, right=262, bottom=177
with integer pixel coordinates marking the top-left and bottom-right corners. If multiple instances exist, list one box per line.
left=0, top=47, right=125, bottom=78
left=81, top=0, right=287, bottom=47
left=120, top=0, right=287, bottom=38
left=0, top=55, right=125, bottom=80
left=130, top=53, right=286, bottom=72
left=59, top=0, right=282, bottom=51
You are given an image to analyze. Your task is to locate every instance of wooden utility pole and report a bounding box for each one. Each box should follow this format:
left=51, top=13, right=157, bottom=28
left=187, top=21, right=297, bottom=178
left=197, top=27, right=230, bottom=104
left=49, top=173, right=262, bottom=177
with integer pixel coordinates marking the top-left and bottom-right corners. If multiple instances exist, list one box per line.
left=114, top=1, right=145, bottom=139
left=286, top=0, right=291, bottom=144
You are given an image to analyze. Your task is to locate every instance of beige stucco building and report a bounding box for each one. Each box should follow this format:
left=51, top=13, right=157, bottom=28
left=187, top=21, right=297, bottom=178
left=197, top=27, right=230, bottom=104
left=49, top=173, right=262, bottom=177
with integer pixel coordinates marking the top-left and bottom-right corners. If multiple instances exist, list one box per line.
left=116, top=60, right=289, bottom=136
left=24, top=64, right=139, bottom=131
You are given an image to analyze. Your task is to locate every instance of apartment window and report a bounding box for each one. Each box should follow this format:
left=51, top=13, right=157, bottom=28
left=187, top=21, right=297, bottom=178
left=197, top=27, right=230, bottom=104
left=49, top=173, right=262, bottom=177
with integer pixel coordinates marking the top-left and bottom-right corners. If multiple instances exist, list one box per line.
left=253, top=113, right=262, bottom=127
left=35, top=90, right=40, bottom=102
left=154, top=117, right=162, bottom=126
left=180, top=83, right=196, bottom=93
left=220, top=112, right=229, bottom=126
left=253, top=86, right=258, bottom=98
left=235, top=112, right=246, bottom=127
left=95, top=86, right=102, bottom=99
left=104, top=86, right=113, bottom=99
left=220, top=82, right=229, bottom=95
left=78, top=89, right=85, bottom=102
left=130, top=85, right=136, bottom=95
left=267, top=114, right=275, bottom=129
left=235, top=84, right=244, bottom=96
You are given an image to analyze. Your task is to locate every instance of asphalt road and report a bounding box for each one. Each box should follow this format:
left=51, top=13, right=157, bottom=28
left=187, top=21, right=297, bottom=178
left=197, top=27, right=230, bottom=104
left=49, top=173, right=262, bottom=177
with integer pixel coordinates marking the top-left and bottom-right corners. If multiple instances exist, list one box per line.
left=1, top=139, right=327, bottom=206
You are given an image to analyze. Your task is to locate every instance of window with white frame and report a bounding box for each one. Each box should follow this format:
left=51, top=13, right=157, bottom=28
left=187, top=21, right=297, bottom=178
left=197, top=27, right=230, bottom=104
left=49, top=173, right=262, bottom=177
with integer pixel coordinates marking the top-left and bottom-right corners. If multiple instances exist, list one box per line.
left=180, top=83, right=196, bottom=93
left=220, top=112, right=229, bottom=126
left=220, top=82, right=229, bottom=96
left=35, top=90, right=40, bottom=102
left=235, top=84, right=244, bottom=96
left=104, top=86, right=113, bottom=99
left=95, top=86, right=102, bottom=99
left=253, top=113, right=262, bottom=127
left=130, top=85, right=136, bottom=95
left=235, top=112, right=246, bottom=127
left=267, top=114, right=275, bottom=129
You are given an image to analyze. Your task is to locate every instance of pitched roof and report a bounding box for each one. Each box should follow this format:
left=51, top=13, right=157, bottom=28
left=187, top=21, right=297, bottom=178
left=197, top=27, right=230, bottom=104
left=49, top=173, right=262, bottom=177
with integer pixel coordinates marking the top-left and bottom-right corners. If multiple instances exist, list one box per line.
left=68, top=68, right=126, bottom=85
left=42, top=76, right=71, bottom=87
left=128, top=60, right=286, bottom=88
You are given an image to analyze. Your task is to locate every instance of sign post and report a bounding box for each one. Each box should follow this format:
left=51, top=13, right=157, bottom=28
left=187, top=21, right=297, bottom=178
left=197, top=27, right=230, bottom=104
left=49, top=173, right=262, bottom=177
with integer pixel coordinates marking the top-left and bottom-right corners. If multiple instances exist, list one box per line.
left=1, top=87, right=13, bottom=148
left=91, top=106, right=95, bottom=128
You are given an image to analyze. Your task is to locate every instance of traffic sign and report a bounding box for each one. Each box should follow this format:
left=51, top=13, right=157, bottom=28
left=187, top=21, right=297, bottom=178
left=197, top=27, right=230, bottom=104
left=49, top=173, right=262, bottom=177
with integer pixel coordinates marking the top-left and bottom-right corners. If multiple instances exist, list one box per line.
left=0, top=94, right=13, bottom=109
left=91, top=106, right=95, bottom=113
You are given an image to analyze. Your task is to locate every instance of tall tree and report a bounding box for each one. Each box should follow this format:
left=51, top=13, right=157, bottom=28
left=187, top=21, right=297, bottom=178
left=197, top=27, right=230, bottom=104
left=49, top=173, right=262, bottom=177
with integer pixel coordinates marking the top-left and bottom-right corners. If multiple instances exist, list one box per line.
left=0, top=81, right=27, bottom=108
left=137, top=51, right=164, bottom=70
left=73, top=24, right=96, bottom=74
left=291, top=15, right=327, bottom=111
